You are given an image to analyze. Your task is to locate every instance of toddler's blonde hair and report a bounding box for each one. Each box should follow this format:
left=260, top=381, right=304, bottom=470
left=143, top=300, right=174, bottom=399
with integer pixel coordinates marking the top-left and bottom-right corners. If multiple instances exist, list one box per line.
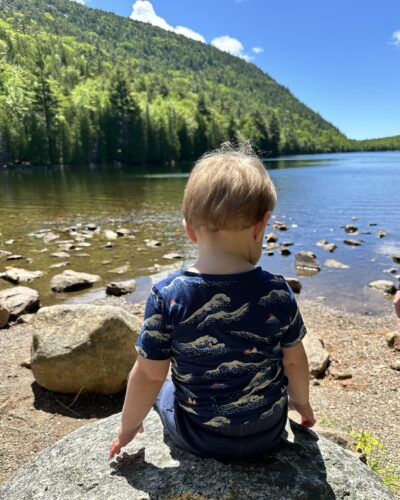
left=183, top=141, right=277, bottom=231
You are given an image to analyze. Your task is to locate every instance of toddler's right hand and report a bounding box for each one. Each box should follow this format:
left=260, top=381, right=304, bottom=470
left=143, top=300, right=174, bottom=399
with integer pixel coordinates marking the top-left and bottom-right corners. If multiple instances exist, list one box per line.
left=288, top=396, right=316, bottom=428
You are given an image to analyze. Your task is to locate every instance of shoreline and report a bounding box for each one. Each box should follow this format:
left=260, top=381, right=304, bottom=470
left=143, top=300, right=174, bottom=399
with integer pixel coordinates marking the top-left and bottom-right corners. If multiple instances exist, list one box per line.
left=0, top=290, right=399, bottom=492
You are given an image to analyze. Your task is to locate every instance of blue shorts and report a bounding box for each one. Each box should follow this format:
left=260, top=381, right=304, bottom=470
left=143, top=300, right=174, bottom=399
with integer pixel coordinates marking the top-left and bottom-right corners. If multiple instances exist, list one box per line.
left=153, top=379, right=288, bottom=461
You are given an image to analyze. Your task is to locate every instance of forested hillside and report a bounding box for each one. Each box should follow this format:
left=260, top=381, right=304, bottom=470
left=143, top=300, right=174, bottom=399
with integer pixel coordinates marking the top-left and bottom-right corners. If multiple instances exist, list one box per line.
left=0, top=0, right=397, bottom=166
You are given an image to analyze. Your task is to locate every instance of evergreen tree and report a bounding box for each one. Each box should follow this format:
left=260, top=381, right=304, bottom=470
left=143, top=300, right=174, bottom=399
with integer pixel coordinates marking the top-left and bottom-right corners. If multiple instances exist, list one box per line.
left=253, top=111, right=271, bottom=156
left=269, top=112, right=281, bottom=157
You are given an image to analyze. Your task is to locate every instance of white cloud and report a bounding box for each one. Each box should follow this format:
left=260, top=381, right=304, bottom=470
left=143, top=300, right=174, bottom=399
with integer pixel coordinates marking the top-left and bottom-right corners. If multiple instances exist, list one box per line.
left=70, top=0, right=86, bottom=4
left=211, top=35, right=252, bottom=61
left=391, top=30, right=400, bottom=47
left=175, top=26, right=206, bottom=43
left=252, top=46, right=264, bottom=54
left=130, top=1, right=204, bottom=42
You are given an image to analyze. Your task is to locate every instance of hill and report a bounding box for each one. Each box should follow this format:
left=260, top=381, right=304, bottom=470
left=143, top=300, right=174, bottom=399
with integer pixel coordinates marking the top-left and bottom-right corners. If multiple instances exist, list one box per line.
left=0, top=0, right=397, bottom=166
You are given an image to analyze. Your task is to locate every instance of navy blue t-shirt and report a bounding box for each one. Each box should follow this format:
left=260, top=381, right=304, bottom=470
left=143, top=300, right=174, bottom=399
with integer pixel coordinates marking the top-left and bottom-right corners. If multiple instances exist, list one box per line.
left=135, top=266, right=307, bottom=429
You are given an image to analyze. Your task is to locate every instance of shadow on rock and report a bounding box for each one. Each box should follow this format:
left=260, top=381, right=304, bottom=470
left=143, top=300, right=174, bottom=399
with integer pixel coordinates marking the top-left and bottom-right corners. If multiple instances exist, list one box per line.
left=31, top=381, right=125, bottom=419
left=110, top=419, right=337, bottom=499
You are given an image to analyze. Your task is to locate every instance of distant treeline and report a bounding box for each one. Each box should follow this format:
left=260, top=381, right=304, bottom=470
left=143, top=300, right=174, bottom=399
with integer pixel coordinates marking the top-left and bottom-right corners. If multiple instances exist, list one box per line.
left=0, top=0, right=398, bottom=167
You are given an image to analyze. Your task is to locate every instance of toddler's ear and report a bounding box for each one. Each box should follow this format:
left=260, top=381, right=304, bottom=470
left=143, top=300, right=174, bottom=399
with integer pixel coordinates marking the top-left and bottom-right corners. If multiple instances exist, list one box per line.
left=182, top=218, right=197, bottom=243
left=254, top=210, right=272, bottom=242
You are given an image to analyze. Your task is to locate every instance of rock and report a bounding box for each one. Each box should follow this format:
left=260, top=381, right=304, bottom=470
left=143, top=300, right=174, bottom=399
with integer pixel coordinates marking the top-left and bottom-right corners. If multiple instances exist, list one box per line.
left=285, top=278, right=302, bottom=294
left=272, top=221, right=288, bottom=231
left=146, top=240, right=161, bottom=248
left=317, top=240, right=337, bottom=252
left=312, top=426, right=354, bottom=450
left=0, top=286, right=40, bottom=319
left=85, top=223, right=98, bottom=231
left=265, top=251, right=274, bottom=256
left=368, top=222, right=377, bottom=226
left=392, top=255, right=400, bottom=265
left=0, top=410, right=392, bottom=500
left=16, top=313, right=35, bottom=325
left=51, top=251, right=70, bottom=259
left=104, top=230, right=118, bottom=240
left=352, top=216, right=358, bottom=221
left=0, top=304, right=10, bottom=328
left=303, top=334, right=330, bottom=377
left=43, top=232, right=59, bottom=244
left=104, top=242, right=114, bottom=249
left=329, top=368, right=352, bottom=380
left=49, top=262, right=70, bottom=269
left=107, top=264, right=130, bottom=275
left=30, top=304, right=141, bottom=394
left=344, top=224, right=358, bottom=234
left=344, top=239, right=363, bottom=246
left=376, top=229, right=386, bottom=239
left=162, top=252, right=183, bottom=260
left=20, top=358, right=31, bottom=369
left=325, top=259, right=350, bottom=269
left=6, top=254, right=23, bottom=260
left=279, top=248, right=291, bottom=256
left=295, top=251, right=321, bottom=272
left=386, top=332, right=400, bottom=351
left=265, top=243, right=280, bottom=251
left=265, top=232, right=278, bottom=243
left=390, top=360, right=400, bottom=371
left=106, top=279, right=137, bottom=296
left=383, top=268, right=397, bottom=274
left=5, top=239, right=14, bottom=244
left=281, top=241, right=294, bottom=247
left=0, top=249, right=12, bottom=258
left=368, top=280, right=396, bottom=295
left=102, top=260, right=112, bottom=265
left=50, top=270, right=100, bottom=292
left=0, top=267, right=44, bottom=284
left=116, top=228, right=130, bottom=236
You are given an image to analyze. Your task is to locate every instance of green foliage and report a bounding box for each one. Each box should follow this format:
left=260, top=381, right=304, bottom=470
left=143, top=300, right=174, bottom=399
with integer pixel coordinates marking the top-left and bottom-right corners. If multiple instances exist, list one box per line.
left=350, top=430, right=400, bottom=495
left=0, top=0, right=397, bottom=166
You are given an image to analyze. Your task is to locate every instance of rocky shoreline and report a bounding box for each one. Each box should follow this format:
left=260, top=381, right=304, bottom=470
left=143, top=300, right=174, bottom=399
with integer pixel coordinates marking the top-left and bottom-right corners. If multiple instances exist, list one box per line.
left=0, top=285, right=399, bottom=495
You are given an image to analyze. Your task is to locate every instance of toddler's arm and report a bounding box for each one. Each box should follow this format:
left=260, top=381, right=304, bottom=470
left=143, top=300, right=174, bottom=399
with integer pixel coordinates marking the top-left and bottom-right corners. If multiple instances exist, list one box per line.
left=282, top=341, right=316, bottom=427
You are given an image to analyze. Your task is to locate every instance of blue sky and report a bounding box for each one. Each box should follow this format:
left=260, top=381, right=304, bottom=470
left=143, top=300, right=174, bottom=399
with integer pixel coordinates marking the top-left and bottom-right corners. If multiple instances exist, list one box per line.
left=76, top=0, right=400, bottom=140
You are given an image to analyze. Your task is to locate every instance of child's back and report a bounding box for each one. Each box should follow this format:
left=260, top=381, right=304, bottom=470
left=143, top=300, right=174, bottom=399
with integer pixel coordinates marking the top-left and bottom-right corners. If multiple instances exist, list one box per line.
left=135, top=265, right=307, bottom=458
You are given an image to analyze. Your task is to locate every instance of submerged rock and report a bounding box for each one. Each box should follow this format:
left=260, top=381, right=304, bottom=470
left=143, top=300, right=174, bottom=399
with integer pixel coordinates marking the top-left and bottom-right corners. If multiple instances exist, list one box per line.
left=104, top=229, right=118, bottom=240
left=368, top=280, right=396, bottom=295
left=0, top=286, right=40, bottom=320
left=162, top=253, right=183, bottom=260
left=0, top=409, right=392, bottom=500
left=344, top=239, right=363, bottom=246
left=272, top=221, right=288, bottom=231
left=31, top=304, right=141, bottom=394
left=325, top=259, right=350, bottom=269
left=107, top=264, right=130, bottom=275
left=344, top=224, right=358, bottom=234
left=50, top=270, right=100, bottom=292
left=317, top=240, right=337, bottom=252
left=376, top=229, right=386, bottom=239
left=146, top=240, right=162, bottom=248
left=392, top=255, right=400, bottom=265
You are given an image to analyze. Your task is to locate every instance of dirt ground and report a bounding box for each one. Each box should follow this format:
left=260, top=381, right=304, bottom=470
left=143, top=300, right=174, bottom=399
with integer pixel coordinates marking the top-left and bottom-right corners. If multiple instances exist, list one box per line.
left=0, top=296, right=399, bottom=494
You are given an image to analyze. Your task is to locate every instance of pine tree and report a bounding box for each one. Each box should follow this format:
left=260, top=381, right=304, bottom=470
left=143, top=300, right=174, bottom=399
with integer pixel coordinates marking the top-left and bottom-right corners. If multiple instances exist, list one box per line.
left=269, top=112, right=281, bottom=157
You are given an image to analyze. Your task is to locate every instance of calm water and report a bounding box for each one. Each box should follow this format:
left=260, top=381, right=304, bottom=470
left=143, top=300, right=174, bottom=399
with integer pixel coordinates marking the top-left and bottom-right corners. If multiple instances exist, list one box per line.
left=0, top=152, right=399, bottom=314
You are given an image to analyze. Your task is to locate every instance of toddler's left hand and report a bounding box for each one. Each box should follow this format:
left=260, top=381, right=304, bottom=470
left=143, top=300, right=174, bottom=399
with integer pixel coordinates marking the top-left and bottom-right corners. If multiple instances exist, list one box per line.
left=108, top=423, right=144, bottom=459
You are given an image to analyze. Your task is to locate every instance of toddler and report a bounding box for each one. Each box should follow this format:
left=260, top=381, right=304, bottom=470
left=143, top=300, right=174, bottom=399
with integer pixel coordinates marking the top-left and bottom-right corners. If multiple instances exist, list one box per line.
left=109, top=142, right=316, bottom=461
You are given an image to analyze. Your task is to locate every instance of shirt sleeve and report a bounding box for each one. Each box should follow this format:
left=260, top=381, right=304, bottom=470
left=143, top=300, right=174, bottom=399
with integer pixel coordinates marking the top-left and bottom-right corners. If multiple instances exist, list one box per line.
left=135, top=286, right=172, bottom=360
left=281, top=284, right=307, bottom=348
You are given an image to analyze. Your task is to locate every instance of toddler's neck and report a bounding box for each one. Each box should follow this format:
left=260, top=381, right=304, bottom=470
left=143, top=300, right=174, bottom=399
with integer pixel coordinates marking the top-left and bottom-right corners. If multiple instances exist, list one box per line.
left=188, top=249, right=256, bottom=275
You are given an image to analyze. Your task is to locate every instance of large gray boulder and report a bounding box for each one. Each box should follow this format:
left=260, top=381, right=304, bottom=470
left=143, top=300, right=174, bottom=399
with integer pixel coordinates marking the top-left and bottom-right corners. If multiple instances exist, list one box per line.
left=31, top=304, right=141, bottom=394
left=0, top=410, right=393, bottom=500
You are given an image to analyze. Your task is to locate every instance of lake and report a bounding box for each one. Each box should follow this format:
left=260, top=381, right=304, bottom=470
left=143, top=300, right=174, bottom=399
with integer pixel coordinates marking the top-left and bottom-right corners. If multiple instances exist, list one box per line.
left=0, top=151, right=399, bottom=314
